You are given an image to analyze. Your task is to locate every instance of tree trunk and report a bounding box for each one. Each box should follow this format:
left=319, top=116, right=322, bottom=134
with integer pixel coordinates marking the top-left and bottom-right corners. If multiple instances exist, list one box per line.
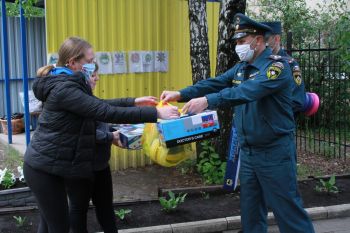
left=188, top=0, right=211, bottom=158
left=188, top=0, right=211, bottom=84
left=213, top=0, right=246, bottom=158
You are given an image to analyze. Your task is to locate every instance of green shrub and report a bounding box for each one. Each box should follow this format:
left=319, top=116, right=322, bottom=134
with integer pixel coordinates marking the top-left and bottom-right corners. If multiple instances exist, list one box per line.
left=114, top=209, right=132, bottom=220
left=159, top=191, right=187, bottom=212
left=197, top=140, right=226, bottom=184
left=315, top=175, right=339, bottom=194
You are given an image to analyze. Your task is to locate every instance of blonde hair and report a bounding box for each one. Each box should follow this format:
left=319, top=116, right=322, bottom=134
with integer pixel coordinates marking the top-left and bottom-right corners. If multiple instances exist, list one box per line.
left=37, top=37, right=92, bottom=77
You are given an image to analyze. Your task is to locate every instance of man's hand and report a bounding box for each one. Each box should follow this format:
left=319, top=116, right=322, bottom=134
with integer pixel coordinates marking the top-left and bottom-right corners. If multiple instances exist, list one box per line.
left=135, top=96, right=158, bottom=106
left=112, top=131, right=123, bottom=147
left=160, top=91, right=181, bottom=102
left=182, top=97, right=208, bottom=114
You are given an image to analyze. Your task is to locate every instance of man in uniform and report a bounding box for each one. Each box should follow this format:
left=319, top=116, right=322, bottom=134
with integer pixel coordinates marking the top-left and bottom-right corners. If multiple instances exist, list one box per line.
left=161, top=13, right=315, bottom=233
left=262, top=21, right=305, bottom=113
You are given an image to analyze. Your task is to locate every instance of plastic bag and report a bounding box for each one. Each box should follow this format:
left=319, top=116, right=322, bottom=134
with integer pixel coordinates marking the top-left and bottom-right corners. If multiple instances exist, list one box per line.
left=19, top=91, right=42, bottom=113
left=141, top=102, right=194, bottom=167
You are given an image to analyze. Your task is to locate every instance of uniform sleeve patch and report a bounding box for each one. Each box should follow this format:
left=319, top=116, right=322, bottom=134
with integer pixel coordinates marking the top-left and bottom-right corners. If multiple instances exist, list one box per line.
left=266, top=62, right=284, bottom=80
left=293, top=66, right=302, bottom=86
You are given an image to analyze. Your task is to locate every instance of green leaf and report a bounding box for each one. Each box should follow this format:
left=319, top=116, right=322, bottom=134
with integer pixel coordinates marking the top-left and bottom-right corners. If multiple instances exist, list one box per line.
left=209, top=147, right=216, bottom=153
left=209, top=153, right=219, bottom=159
left=211, top=160, right=222, bottom=166
left=124, top=209, right=132, bottom=214
left=180, top=193, right=187, bottom=203
left=168, top=191, right=175, bottom=199
left=198, top=158, right=209, bottom=165
left=220, top=162, right=227, bottom=170
left=199, top=151, right=208, bottom=158
left=159, top=197, right=166, bottom=205
left=320, top=179, right=326, bottom=186
left=329, top=175, right=336, bottom=186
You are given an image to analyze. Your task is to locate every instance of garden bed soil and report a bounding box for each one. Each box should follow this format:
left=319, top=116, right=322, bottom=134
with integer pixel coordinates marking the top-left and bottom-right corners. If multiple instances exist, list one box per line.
left=0, top=181, right=27, bottom=191
left=1, top=176, right=350, bottom=233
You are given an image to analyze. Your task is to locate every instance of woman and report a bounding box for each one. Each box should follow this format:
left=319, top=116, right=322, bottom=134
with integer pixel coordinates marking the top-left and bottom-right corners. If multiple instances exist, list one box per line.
left=68, top=63, right=157, bottom=233
left=89, top=64, right=121, bottom=233
left=23, top=37, right=179, bottom=233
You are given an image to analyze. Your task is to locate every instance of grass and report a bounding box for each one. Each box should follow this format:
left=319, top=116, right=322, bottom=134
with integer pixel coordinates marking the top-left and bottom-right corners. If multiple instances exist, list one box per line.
left=297, top=128, right=349, bottom=159
left=306, top=140, right=338, bottom=159
left=297, top=163, right=322, bottom=180
left=176, top=159, right=197, bottom=175
left=0, top=143, right=23, bottom=171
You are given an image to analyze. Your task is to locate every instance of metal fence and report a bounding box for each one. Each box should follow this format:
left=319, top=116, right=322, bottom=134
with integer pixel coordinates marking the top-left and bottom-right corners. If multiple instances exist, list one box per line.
left=0, top=17, right=46, bottom=120
left=287, top=32, right=350, bottom=159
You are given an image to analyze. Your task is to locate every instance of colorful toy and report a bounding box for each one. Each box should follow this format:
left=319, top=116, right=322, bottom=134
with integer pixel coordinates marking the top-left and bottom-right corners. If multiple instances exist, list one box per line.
left=302, top=92, right=320, bottom=116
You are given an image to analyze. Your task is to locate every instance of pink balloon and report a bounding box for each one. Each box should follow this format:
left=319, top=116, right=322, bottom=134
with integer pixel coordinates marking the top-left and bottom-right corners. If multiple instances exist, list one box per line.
left=305, top=93, right=320, bottom=116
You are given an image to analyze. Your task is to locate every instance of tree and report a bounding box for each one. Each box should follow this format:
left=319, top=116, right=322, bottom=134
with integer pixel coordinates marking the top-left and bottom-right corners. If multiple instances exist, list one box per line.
left=4, top=0, right=44, bottom=18
left=188, top=0, right=211, bottom=84
left=246, top=0, right=349, bottom=55
left=212, top=0, right=246, bottom=158
left=188, top=0, right=211, bottom=157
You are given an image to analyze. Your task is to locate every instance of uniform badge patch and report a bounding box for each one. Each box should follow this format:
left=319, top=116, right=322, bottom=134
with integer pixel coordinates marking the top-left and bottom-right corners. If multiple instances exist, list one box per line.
left=293, top=66, right=302, bottom=86
left=235, top=17, right=240, bottom=30
left=266, top=62, right=283, bottom=80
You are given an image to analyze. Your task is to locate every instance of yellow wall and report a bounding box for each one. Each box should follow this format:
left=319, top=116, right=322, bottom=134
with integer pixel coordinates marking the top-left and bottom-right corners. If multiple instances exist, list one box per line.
left=45, top=0, right=219, bottom=170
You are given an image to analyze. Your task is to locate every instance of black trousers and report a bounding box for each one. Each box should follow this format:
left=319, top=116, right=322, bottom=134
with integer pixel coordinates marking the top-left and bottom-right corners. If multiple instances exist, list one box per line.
left=65, top=175, right=93, bottom=233
left=24, top=162, right=117, bottom=233
left=91, top=166, right=118, bottom=233
left=23, top=162, right=69, bottom=233
left=67, top=166, right=117, bottom=233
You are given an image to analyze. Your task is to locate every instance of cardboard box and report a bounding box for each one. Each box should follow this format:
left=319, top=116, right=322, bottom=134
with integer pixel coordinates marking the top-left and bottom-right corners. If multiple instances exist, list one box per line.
left=157, top=110, right=220, bottom=148
left=112, top=124, right=144, bottom=150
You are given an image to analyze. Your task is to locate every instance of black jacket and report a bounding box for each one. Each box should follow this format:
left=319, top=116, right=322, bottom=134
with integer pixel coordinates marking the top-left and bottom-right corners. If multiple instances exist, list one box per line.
left=94, top=97, right=135, bottom=171
left=24, top=72, right=157, bottom=178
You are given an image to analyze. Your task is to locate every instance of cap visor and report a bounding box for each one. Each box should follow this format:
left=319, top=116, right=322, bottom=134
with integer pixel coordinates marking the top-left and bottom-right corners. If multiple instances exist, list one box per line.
left=233, top=32, right=248, bottom=40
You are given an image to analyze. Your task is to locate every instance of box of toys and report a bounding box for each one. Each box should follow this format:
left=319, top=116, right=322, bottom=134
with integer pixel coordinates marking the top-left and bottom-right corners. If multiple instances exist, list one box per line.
left=157, top=110, right=220, bottom=148
left=112, top=124, right=144, bottom=150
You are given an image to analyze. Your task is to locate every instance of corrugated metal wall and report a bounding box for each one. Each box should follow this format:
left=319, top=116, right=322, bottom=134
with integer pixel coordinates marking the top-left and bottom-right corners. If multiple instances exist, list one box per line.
left=45, top=0, right=220, bottom=170
left=0, top=17, right=46, bottom=119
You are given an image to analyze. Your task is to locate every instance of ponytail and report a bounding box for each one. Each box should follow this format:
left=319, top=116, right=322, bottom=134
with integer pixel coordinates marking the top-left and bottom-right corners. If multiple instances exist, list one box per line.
left=37, top=65, right=55, bottom=77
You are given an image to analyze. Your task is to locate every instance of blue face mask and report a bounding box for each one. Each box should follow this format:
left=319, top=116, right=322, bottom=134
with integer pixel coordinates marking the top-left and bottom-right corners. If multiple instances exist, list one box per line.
left=81, top=63, right=96, bottom=80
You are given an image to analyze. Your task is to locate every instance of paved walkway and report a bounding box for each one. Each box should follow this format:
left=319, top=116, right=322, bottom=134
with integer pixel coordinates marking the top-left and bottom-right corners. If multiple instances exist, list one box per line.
left=0, top=132, right=32, bottom=155
left=223, top=216, right=350, bottom=233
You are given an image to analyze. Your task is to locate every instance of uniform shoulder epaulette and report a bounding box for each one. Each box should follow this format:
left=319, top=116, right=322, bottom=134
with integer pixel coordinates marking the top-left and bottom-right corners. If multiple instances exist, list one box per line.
left=269, top=55, right=295, bottom=64
left=281, top=55, right=295, bottom=64
left=269, top=55, right=283, bottom=60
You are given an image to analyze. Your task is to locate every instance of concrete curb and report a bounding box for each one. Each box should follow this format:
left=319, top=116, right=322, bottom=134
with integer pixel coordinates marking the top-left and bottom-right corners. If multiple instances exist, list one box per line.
left=114, top=204, right=350, bottom=233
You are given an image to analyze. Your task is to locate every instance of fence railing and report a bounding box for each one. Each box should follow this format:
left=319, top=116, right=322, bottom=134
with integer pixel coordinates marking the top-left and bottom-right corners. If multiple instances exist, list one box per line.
left=287, top=32, right=350, bottom=159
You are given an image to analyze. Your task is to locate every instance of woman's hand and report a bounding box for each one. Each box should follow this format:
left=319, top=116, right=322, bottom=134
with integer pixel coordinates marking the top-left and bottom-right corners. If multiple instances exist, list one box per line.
left=135, top=96, right=158, bottom=106
left=112, top=131, right=123, bottom=147
left=156, top=106, right=180, bottom=119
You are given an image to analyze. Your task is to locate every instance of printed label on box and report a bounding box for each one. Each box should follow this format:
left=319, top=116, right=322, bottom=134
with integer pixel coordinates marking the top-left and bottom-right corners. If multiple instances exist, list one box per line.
left=157, top=111, right=220, bottom=147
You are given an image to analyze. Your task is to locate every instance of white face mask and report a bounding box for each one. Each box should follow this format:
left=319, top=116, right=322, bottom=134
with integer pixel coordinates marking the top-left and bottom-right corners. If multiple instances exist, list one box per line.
left=235, top=37, right=257, bottom=62
left=81, top=63, right=96, bottom=81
